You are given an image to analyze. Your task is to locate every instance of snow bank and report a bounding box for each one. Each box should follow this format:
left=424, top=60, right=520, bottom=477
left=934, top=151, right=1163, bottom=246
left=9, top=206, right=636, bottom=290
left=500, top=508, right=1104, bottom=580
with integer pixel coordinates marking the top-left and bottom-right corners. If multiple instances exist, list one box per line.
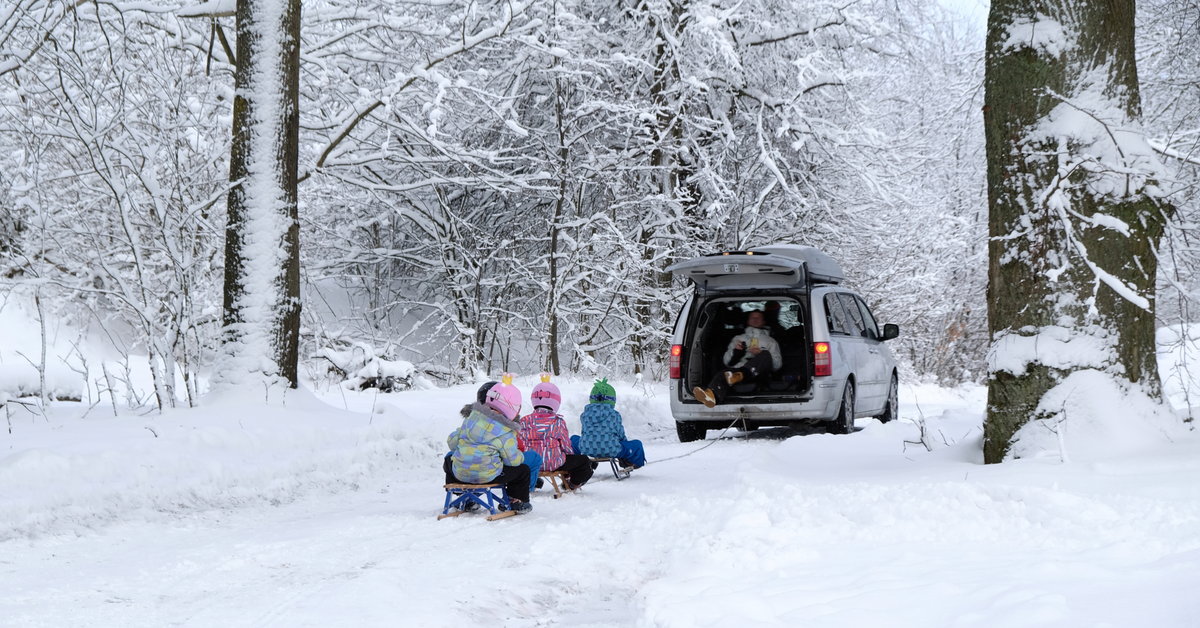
left=0, top=375, right=670, bottom=541
left=0, top=363, right=82, bottom=402
left=1008, top=369, right=1185, bottom=462
left=986, top=322, right=1196, bottom=462
left=0, top=387, right=448, bottom=541
left=636, top=473, right=1200, bottom=628
left=4, top=375, right=1200, bottom=627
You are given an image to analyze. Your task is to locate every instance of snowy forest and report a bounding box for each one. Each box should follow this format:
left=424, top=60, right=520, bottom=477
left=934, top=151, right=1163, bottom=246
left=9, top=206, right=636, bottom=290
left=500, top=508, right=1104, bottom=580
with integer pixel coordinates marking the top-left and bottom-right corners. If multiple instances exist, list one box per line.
left=4, top=1, right=1200, bottom=624
left=2, top=0, right=995, bottom=394
left=3, top=0, right=1199, bottom=404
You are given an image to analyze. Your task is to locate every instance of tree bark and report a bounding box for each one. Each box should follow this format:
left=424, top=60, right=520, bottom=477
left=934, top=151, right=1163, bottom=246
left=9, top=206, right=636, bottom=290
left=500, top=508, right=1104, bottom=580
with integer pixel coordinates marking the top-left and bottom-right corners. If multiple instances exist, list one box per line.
left=546, top=68, right=569, bottom=377
left=220, top=0, right=302, bottom=389
left=983, top=0, right=1169, bottom=462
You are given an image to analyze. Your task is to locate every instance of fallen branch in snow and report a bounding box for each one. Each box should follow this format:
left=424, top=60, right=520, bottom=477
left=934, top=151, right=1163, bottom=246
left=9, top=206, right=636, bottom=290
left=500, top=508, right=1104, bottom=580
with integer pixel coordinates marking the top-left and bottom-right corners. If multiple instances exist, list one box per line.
left=903, top=388, right=942, bottom=453
left=76, top=398, right=101, bottom=421
left=903, top=414, right=934, bottom=453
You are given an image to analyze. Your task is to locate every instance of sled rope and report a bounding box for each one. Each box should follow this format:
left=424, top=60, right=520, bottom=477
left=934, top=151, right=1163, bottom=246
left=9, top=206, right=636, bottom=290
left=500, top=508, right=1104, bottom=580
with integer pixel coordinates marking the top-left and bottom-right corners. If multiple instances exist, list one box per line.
left=646, top=416, right=742, bottom=465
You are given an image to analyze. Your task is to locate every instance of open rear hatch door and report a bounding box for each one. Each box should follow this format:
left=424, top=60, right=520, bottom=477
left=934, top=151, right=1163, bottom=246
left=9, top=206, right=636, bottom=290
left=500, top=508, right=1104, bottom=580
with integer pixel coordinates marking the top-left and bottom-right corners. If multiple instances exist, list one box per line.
left=667, top=251, right=806, bottom=292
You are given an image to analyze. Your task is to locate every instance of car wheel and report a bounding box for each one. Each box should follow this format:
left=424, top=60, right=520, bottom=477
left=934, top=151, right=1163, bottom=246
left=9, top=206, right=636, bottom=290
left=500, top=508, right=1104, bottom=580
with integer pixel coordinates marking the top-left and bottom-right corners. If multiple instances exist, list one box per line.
left=676, top=421, right=706, bottom=443
left=876, top=374, right=898, bottom=423
left=831, top=381, right=855, bottom=434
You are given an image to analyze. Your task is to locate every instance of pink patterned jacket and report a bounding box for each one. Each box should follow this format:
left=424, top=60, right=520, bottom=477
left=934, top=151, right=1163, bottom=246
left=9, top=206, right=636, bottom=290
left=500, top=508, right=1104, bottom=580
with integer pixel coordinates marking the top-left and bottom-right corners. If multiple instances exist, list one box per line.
left=517, top=410, right=573, bottom=471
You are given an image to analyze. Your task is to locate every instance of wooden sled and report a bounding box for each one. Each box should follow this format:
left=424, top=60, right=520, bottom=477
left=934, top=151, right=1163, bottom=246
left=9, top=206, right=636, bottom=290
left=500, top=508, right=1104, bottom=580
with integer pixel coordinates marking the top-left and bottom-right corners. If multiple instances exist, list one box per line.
left=438, top=482, right=516, bottom=521
left=538, top=470, right=577, bottom=499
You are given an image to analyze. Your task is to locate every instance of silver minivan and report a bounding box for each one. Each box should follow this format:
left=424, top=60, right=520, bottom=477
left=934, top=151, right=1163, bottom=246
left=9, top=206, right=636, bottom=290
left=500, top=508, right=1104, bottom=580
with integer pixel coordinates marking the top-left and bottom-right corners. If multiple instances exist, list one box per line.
left=666, top=245, right=900, bottom=441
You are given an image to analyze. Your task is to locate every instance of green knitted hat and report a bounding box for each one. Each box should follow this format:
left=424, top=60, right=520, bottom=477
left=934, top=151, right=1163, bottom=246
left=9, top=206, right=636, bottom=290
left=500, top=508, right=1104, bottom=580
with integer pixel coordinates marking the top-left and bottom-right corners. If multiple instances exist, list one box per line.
left=589, top=378, right=616, bottom=405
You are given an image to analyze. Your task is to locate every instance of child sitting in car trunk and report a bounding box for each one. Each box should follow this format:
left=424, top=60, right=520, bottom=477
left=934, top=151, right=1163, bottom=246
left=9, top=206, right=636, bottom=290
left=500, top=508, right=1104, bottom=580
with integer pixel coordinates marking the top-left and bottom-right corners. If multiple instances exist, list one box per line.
left=692, top=309, right=782, bottom=408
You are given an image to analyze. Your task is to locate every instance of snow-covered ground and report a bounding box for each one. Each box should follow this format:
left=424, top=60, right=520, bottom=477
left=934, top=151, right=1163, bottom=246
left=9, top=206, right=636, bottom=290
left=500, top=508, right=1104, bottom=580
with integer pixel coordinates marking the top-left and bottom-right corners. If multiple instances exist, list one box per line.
left=2, top=375, right=1198, bottom=627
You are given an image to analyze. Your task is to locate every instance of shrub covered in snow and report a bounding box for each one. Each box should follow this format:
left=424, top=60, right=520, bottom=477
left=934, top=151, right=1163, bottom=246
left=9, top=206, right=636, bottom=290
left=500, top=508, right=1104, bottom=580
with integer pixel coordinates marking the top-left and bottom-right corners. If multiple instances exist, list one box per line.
left=0, top=363, right=84, bottom=405
left=311, top=341, right=420, bottom=392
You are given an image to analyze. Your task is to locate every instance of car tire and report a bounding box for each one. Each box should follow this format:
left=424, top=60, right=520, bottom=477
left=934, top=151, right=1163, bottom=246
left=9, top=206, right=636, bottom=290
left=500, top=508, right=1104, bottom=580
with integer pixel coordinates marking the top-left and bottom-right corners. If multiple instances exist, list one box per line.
left=876, top=374, right=898, bottom=423
left=831, top=381, right=855, bottom=434
left=676, top=421, right=706, bottom=443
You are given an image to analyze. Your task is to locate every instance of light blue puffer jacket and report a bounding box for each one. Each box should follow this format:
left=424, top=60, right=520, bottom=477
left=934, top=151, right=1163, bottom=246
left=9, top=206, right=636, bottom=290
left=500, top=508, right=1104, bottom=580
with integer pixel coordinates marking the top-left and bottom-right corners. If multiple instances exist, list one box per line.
left=576, top=402, right=627, bottom=458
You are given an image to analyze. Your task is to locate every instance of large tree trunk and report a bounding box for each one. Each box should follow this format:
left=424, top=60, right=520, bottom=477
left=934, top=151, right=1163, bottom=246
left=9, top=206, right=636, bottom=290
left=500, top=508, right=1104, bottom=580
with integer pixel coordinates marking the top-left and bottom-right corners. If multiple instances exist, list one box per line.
left=983, top=0, right=1169, bottom=462
left=218, top=0, right=302, bottom=390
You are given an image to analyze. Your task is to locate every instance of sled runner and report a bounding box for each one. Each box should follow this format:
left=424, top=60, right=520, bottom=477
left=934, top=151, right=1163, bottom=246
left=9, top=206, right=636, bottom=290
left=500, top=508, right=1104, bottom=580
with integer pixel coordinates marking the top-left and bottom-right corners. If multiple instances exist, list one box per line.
left=538, top=470, right=577, bottom=499
left=438, top=483, right=516, bottom=521
left=590, top=457, right=633, bottom=481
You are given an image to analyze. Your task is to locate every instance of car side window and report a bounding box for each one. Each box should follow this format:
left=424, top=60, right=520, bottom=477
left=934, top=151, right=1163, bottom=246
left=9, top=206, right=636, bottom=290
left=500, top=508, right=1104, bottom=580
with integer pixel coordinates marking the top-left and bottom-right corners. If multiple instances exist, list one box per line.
left=838, top=293, right=867, bottom=337
left=824, top=294, right=851, bottom=335
left=853, top=296, right=880, bottom=340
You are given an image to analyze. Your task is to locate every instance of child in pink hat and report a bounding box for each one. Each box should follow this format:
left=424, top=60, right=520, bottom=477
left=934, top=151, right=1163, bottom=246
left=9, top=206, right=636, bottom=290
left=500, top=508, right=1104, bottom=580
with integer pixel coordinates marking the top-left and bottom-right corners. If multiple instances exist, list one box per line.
left=518, top=375, right=594, bottom=490
left=444, top=375, right=533, bottom=514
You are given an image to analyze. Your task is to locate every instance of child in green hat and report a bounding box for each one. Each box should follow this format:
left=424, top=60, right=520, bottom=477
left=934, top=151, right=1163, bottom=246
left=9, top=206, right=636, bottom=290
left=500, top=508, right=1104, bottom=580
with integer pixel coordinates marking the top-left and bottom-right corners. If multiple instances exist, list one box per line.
left=571, top=378, right=645, bottom=468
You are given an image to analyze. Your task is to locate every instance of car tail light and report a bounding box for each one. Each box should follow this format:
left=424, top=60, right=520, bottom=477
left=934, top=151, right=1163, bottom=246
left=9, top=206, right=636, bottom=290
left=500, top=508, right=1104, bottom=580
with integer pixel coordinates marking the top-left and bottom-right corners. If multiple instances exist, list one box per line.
left=814, top=342, right=831, bottom=377
left=669, top=344, right=683, bottom=379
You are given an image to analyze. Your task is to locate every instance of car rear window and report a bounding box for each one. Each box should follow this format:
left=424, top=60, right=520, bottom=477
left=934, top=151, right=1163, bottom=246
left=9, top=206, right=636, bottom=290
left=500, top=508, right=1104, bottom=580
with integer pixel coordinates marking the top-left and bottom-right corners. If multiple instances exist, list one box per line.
left=699, top=298, right=803, bottom=334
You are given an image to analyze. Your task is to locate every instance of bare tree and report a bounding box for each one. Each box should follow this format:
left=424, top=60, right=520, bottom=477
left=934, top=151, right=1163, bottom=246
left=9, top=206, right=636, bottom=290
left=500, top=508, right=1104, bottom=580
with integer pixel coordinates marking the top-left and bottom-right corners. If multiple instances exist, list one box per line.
left=1, top=1, right=227, bottom=410
left=217, top=0, right=302, bottom=390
